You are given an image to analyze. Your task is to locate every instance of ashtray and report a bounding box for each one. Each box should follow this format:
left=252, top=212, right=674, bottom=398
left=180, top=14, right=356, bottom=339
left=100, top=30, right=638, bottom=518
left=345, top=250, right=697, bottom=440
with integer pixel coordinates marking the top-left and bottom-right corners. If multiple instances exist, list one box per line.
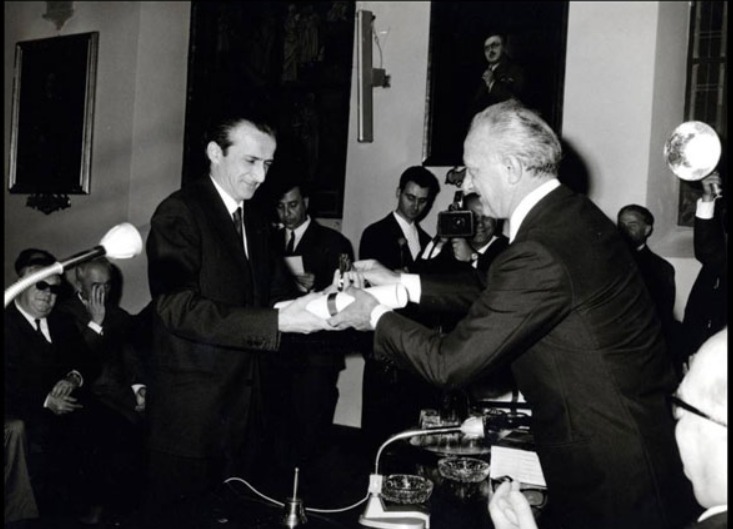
left=381, top=474, right=434, bottom=504
left=438, top=457, right=490, bottom=483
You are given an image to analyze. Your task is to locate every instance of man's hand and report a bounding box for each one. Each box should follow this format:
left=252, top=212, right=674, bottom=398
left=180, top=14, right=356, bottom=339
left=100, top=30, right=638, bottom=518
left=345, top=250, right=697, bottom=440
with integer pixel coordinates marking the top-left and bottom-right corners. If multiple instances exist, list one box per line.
left=451, top=238, right=474, bottom=262
left=46, top=394, right=83, bottom=415
left=278, top=292, right=335, bottom=333
left=294, top=273, right=316, bottom=293
left=85, top=284, right=107, bottom=325
left=488, top=480, right=538, bottom=529
left=352, top=259, right=401, bottom=286
left=50, top=378, right=77, bottom=398
left=327, top=287, right=380, bottom=331
left=701, top=171, right=722, bottom=202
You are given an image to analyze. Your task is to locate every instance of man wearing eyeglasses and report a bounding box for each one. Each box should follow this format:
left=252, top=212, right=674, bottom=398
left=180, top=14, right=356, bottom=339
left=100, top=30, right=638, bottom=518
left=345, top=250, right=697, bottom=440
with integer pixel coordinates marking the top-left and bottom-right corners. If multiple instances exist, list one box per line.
left=4, top=248, right=97, bottom=516
left=673, top=328, right=727, bottom=528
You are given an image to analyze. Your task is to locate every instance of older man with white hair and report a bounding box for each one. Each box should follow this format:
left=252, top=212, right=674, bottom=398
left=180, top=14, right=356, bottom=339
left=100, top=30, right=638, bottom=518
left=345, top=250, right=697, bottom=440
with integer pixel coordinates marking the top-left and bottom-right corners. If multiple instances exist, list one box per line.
left=673, top=328, right=727, bottom=528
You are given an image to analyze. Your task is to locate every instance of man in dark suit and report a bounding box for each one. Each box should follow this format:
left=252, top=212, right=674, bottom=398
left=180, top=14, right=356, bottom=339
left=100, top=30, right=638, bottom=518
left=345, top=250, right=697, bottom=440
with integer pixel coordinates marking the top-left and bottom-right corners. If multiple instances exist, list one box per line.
left=617, top=203, right=682, bottom=378
left=332, top=100, right=698, bottom=529
left=145, top=112, right=331, bottom=512
left=56, top=257, right=146, bottom=523
left=262, top=181, right=356, bottom=473
left=359, top=165, right=439, bottom=273
left=358, top=166, right=442, bottom=452
left=4, top=249, right=98, bottom=517
left=682, top=172, right=727, bottom=369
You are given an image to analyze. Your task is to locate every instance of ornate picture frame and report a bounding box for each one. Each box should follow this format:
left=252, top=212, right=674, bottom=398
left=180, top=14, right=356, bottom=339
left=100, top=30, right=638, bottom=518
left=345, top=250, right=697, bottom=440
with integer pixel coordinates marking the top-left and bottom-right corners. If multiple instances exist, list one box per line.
left=8, top=32, right=98, bottom=213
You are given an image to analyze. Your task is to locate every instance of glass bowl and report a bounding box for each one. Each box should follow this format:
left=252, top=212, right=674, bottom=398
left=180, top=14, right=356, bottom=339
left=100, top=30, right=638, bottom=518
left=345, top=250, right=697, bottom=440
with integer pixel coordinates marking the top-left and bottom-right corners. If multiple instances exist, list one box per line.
left=381, top=474, right=434, bottom=504
left=438, top=457, right=490, bottom=483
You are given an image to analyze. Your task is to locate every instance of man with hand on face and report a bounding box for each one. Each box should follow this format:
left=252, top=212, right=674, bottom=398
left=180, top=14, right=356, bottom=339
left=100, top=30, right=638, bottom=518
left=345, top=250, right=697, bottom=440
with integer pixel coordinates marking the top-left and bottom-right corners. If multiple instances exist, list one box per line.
left=470, top=31, right=526, bottom=118
left=145, top=109, right=331, bottom=515
left=331, top=100, right=698, bottom=529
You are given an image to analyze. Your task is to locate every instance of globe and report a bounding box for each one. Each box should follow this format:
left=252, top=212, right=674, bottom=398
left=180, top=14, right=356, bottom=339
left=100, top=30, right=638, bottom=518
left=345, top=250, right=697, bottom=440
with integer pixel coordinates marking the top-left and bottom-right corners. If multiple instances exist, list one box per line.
left=663, top=121, right=721, bottom=181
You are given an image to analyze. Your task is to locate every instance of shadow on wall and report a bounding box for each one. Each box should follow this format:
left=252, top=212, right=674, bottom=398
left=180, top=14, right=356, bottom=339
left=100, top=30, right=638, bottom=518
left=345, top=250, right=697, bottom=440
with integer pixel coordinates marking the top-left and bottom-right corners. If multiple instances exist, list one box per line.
left=559, top=139, right=590, bottom=195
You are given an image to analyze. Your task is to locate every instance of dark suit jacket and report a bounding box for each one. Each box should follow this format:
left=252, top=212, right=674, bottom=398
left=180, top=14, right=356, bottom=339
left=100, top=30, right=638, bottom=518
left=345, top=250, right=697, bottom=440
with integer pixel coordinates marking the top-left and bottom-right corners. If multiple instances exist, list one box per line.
left=283, top=219, right=354, bottom=292
left=416, top=235, right=509, bottom=280
left=683, top=204, right=727, bottom=358
left=4, top=304, right=94, bottom=440
left=146, top=177, right=297, bottom=459
left=633, top=245, right=676, bottom=324
left=471, top=58, right=526, bottom=115
left=359, top=213, right=432, bottom=272
left=374, top=185, right=696, bottom=529
left=56, top=295, right=144, bottom=423
left=275, top=219, right=359, bottom=368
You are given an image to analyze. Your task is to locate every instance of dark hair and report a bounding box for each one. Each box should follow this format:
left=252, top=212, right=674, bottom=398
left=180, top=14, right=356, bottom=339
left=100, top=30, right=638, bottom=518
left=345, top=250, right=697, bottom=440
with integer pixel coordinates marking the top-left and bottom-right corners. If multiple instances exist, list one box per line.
left=14, top=248, right=57, bottom=275
left=618, top=204, right=654, bottom=226
left=205, top=108, right=277, bottom=155
left=275, top=179, right=310, bottom=200
left=398, top=166, right=440, bottom=200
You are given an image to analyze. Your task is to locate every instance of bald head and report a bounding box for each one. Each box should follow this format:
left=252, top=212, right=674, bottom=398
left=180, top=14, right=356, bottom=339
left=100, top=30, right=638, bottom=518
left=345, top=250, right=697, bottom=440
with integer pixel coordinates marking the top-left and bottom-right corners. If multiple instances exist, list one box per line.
left=674, top=328, right=727, bottom=509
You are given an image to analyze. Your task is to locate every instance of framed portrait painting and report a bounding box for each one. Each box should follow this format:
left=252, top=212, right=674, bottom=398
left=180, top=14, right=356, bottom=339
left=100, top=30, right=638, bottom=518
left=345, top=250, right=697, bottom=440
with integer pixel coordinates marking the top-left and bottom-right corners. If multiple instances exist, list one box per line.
left=8, top=32, right=99, bottom=197
left=423, top=2, right=569, bottom=167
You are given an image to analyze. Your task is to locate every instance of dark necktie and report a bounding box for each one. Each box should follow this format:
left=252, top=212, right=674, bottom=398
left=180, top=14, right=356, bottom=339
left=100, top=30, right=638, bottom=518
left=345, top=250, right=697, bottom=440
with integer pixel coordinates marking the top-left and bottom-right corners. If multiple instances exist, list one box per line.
left=233, top=207, right=244, bottom=250
left=286, top=230, right=296, bottom=255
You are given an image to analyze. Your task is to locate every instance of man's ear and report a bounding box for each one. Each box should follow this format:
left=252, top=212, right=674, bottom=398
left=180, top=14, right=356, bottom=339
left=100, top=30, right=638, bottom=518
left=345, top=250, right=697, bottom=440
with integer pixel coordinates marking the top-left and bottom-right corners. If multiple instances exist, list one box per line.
left=206, top=141, right=222, bottom=164
left=303, top=197, right=310, bottom=210
left=644, top=224, right=653, bottom=238
left=395, top=186, right=402, bottom=200
left=503, top=155, right=523, bottom=185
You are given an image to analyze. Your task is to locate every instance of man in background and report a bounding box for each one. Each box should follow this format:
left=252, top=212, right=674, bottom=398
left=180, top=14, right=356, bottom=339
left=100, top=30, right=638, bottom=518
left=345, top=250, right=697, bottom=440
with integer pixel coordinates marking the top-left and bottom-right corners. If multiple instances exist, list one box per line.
left=262, top=180, right=357, bottom=475
left=617, top=203, right=681, bottom=377
left=683, top=171, right=727, bottom=369
left=359, top=165, right=440, bottom=273
left=358, top=166, right=442, bottom=453
left=4, top=249, right=96, bottom=518
left=57, top=257, right=146, bottom=523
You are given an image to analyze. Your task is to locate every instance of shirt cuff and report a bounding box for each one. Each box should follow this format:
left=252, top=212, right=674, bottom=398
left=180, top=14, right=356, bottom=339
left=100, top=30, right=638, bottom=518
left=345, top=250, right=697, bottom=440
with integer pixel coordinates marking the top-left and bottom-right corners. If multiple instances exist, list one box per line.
left=400, top=273, right=422, bottom=303
left=87, top=321, right=103, bottom=334
left=696, top=198, right=716, bottom=220
left=131, top=384, right=146, bottom=395
left=43, top=394, right=51, bottom=409
left=370, top=305, right=392, bottom=329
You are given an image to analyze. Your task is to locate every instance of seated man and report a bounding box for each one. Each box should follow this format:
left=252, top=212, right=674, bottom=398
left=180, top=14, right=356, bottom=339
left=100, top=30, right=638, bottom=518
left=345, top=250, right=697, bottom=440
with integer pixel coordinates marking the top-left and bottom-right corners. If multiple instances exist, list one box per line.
left=489, top=328, right=726, bottom=529
left=4, top=249, right=97, bottom=517
left=56, top=257, right=147, bottom=522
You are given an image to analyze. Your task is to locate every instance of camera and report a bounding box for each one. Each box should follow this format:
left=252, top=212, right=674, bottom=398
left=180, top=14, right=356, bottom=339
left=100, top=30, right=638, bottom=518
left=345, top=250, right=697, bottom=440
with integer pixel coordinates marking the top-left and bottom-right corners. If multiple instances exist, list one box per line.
left=437, top=167, right=475, bottom=238
left=437, top=191, right=475, bottom=238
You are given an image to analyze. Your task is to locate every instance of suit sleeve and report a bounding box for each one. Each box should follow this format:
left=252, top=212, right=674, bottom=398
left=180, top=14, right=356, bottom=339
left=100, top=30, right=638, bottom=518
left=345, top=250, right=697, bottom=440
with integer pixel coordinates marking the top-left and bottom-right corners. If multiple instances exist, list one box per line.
left=374, top=241, right=571, bottom=388
left=147, top=196, right=280, bottom=351
left=694, top=212, right=726, bottom=270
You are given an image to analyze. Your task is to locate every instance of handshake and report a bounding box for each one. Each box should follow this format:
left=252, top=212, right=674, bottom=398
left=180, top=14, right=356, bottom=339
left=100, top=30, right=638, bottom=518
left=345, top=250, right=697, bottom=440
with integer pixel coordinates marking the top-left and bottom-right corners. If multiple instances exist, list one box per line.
left=276, top=260, right=408, bottom=332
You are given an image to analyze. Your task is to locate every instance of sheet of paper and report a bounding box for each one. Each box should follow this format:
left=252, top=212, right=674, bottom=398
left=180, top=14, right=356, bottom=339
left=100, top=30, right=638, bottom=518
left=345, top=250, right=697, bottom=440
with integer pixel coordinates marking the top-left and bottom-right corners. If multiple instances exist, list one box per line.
left=284, top=256, right=304, bottom=275
left=489, top=445, right=546, bottom=487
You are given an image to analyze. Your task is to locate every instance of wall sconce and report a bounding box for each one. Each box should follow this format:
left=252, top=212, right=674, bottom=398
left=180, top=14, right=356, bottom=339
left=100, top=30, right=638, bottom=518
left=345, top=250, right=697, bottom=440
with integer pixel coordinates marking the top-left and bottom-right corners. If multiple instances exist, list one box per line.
left=43, top=2, right=75, bottom=31
left=357, top=10, right=391, bottom=143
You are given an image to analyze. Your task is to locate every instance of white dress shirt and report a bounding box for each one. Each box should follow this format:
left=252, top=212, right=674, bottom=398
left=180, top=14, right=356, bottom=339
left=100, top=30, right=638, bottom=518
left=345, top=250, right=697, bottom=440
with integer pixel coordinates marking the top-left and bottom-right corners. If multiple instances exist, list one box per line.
left=393, top=211, right=422, bottom=260
left=210, top=175, right=249, bottom=257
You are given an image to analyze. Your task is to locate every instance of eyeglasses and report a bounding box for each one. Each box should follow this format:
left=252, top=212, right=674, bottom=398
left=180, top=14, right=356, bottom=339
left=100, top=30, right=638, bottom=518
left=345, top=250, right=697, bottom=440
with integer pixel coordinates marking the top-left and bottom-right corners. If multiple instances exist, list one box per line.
left=670, top=395, right=727, bottom=428
left=35, top=281, right=62, bottom=295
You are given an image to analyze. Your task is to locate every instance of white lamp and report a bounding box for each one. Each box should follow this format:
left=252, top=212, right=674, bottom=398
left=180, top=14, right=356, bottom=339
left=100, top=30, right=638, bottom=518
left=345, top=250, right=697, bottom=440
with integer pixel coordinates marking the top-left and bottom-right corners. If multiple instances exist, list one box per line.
left=664, top=121, right=722, bottom=198
left=4, top=222, right=143, bottom=308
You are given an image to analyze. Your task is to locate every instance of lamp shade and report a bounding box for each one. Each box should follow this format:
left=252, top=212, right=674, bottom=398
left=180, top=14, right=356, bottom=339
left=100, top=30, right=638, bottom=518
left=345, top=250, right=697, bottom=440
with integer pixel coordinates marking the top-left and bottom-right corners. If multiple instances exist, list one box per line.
left=664, top=121, right=721, bottom=182
left=99, top=222, right=143, bottom=259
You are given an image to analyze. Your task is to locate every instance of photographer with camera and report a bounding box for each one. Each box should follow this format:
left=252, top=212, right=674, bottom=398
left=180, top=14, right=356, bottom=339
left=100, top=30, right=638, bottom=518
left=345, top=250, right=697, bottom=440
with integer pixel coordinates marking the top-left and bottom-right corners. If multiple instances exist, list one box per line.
left=420, top=183, right=508, bottom=278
